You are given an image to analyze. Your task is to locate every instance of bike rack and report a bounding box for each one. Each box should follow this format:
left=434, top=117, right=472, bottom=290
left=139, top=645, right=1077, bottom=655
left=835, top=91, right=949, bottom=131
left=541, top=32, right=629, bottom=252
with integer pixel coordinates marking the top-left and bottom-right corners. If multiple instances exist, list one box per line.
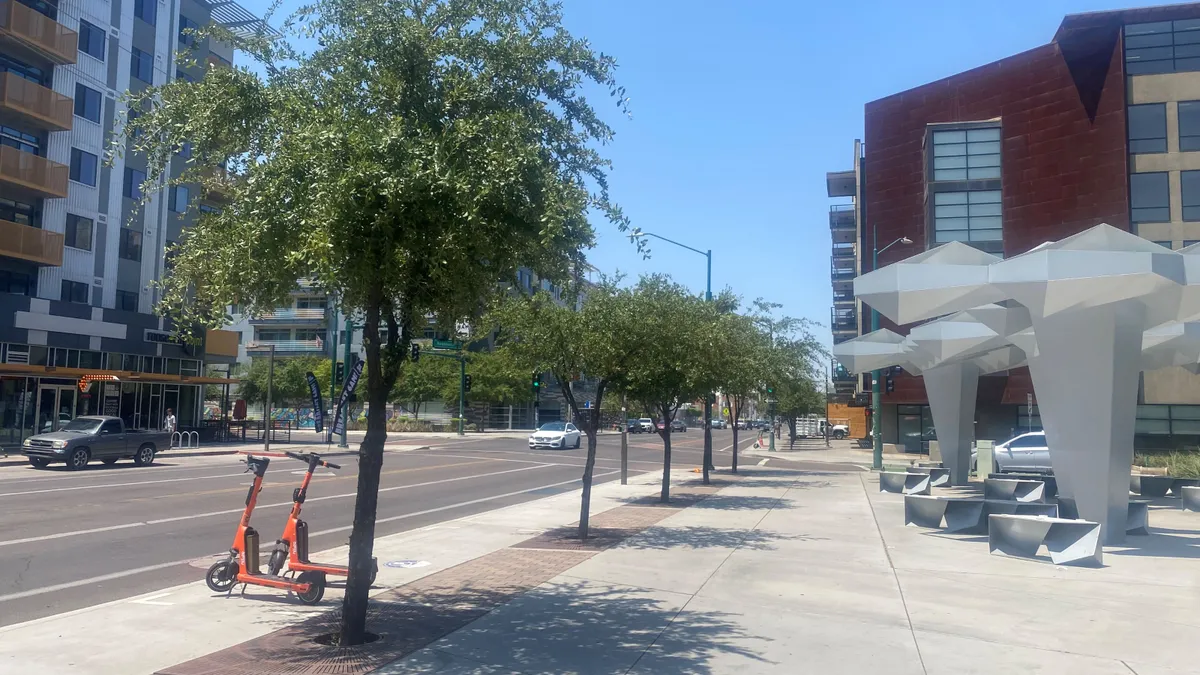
left=171, top=431, right=200, bottom=449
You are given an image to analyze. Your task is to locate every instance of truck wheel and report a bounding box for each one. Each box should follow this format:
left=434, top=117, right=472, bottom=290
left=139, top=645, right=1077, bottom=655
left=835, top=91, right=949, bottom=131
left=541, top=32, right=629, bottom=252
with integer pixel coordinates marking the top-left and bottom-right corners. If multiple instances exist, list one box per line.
left=28, top=457, right=49, bottom=469
left=134, top=445, right=156, bottom=467
left=295, top=571, right=325, bottom=605
left=833, top=430, right=845, bottom=440
left=66, top=447, right=90, bottom=471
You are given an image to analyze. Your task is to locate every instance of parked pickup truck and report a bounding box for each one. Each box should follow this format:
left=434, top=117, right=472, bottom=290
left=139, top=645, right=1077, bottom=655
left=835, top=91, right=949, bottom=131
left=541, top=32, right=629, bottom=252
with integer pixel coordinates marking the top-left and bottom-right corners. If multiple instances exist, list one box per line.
left=22, top=415, right=173, bottom=470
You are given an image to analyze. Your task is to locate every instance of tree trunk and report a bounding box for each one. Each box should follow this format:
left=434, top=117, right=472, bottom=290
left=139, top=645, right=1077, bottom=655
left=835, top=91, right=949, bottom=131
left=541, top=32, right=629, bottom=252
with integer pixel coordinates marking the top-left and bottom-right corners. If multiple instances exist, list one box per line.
left=702, top=393, right=712, bottom=484
left=578, top=383, right=605, bottom=540
left=659, top=406, right=672, bottom=503
left=732, top=423, right=739, bottom=474
left=338, top=302, right=386, bottom=646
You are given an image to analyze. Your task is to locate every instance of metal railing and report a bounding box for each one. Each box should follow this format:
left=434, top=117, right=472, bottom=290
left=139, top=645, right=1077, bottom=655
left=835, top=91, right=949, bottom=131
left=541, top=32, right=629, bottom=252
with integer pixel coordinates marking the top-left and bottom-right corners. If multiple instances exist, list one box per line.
left=0, top=144, right=67, bottom=198
left=248, top=308, right=326, bottom=322
left=0, top=217, right=62, bottom=265
left=171, top=431, right=199, bottom=449
left=246, top=339, right=325, bottom=353
left=0, top=72, right=71, bottom=130
left=829, top=204, right=855, bottom=229
left=0, top=0, right=78, bottom=64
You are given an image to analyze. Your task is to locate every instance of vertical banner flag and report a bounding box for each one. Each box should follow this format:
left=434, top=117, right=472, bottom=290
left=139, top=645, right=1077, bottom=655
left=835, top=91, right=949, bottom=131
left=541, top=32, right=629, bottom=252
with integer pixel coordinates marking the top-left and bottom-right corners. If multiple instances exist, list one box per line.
left=332, top=358, right=365, bottom=436
left=305, top=371, right=324, bottom=433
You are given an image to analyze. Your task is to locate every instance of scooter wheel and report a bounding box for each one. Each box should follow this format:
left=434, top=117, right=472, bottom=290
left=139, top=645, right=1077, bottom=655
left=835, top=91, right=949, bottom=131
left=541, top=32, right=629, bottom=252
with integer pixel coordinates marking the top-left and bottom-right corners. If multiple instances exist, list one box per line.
left=295, top=571, right=325, bottom=605
left=206, top=560, right=237, bottom=593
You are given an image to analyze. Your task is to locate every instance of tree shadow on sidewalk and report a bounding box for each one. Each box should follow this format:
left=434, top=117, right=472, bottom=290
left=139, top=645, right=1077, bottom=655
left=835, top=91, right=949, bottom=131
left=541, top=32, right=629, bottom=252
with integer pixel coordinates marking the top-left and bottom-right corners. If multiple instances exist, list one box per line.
left=620, top=525, right=824, bottom=551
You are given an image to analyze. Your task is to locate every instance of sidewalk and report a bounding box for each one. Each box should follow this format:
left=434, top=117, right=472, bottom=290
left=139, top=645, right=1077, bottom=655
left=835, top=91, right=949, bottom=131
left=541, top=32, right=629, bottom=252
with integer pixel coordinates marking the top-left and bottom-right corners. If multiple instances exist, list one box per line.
left=742, top=437, right=924, bottom=469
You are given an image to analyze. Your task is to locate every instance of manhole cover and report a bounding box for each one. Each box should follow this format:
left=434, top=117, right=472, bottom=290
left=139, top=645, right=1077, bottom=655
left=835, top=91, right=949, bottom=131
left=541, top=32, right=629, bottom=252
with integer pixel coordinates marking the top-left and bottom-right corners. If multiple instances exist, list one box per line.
left=384, top=560, right=430, bottom=569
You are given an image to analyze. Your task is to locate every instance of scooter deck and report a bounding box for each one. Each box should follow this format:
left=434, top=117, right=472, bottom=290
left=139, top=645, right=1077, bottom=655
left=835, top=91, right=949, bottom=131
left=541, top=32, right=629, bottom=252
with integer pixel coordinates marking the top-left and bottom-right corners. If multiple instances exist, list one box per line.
left=291, top=560, right=349, bottom=576
left=238, top=572, right=310, bottom=591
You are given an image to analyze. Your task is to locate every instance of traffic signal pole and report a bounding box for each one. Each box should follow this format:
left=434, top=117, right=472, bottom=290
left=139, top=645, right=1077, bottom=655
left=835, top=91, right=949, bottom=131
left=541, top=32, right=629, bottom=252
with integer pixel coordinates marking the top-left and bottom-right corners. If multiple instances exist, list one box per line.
left=340, top=317, right=352, bottom=448
left=458, top=356, right=466, bottom=436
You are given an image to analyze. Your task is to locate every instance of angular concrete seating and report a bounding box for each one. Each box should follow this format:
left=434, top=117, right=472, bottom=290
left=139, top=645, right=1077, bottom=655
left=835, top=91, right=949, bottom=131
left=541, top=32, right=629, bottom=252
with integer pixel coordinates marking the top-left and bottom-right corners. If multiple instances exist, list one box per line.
left=1182, top=485, right=1200, bottom=512
left=907, top=466, right=950, bottom=487
left=988, top=514, right=1102, bottom=566
left=880, top=471, right=931, bottom=495
left=1129, top=475, right=1199, bottom=497
left=988, top=472, right=1057, bottom=498
left=983, top=478, right=1046, bottom=503
left=904, top=495, right=1058, bottom=534
left=1057, top=496, right=1150, bottom=534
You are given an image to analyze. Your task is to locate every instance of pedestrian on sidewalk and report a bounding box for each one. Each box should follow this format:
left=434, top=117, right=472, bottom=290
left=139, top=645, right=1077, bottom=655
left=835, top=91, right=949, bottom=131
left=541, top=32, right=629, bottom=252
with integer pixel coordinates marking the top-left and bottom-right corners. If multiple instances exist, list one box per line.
left=164, top=408, right=177, bottom=434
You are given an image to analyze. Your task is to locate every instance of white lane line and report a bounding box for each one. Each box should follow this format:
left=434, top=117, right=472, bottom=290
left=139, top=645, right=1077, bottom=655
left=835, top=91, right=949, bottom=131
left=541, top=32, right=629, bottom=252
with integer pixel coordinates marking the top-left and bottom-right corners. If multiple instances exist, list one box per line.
left=0, top=460, right=241, bottom=486
left=0, top=472, right=246, bottom=498
left=0, top=469, right=623, bottom=604
left=758, top=459, right=770, bottom=466
left=409, top=451, right=663, bottom=469
left=0, top=464, right=554, bottom=548
left=129, top=592, right=174, bottom=606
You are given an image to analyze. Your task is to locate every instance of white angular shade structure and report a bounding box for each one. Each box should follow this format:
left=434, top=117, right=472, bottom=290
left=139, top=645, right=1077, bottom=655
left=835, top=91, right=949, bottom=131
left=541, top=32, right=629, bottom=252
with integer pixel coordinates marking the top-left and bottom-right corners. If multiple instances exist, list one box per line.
left=856, top=224, right=1189, bottom=546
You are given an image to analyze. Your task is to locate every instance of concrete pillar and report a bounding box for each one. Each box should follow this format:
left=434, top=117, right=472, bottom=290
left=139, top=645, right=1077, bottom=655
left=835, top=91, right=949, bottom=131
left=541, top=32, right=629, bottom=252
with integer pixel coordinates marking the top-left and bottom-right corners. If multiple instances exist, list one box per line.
left=922, top=361, right=980, bottom=486
left=1027, top=303, right=1143, bottom=545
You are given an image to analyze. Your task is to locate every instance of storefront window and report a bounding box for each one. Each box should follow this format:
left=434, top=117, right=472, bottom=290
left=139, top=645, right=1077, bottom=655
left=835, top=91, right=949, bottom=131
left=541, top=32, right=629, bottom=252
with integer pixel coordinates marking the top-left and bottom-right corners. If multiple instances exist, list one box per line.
left=79, top=350, right=102, bottom=369
left=28, top=346, right=47, bottom=366
left=166, top=358, right=180, bottom=375
left=179, top=385, right=198, bottom=427
left=0, top=377, right=28, bottom=447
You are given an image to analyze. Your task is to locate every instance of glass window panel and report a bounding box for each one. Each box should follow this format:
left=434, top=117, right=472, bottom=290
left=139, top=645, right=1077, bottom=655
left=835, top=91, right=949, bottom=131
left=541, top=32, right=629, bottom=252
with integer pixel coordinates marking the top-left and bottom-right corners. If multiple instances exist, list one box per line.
left=968, top=167, right=1001, bottom=179
left=1127, top=46, right=1176, bottom=61
left=967, top=154, right=1000, bottom=168
left=1181, top=170, right=1200, bottom=209
left=1138, top=405, right=1170, bottom=419
left=933, top=143, right=965, bottom=157
left=1176, top=30, right=1200, bottom=45
left=1131, top=172, right=1170, bottom=209
left=1136, top=419, right=1171, bottom=435
left=936, top=217, right=969, bottom=231
left=1128, top=103, right=1167, bottom=142
left=969, top=215, right=1003, bottom=229
left=1126, top=60, right=1175, bottom=75
left=1130, top=138, right=1169, bottom=153
left=1183, top=206, right=1200, bottom=221
left=1133, top=206, right=1171, bottom=223
left=934, top=204, right=969, bottom=218
left=970, top=228, right=1003, bottom=242
left=970, top=202, right=1002, bottom=216
left=1175, top=18, right=1200, bottom=31
left=969, top=190, right=1001, bottom=203
left=1126, top=32, right=1173, bottom=48
left=1177, top=57, right=1200, bottom=72
left=933, top=169, right=967, bottom=180
left=966, top=128, right=1000, bottom=142
left=967, top=140, right=1000, bottom=155
left=932, top=130, right=966, bottom=144
left=1126, top=21, right=1173, bottom=36
left=935, top=192, right=969, bottom=205
left=1175, top=44, right=1200, bottom=58
left=1152, top=240, right=1174, bottom=248
left=936, top=230, right=970, bottom=242
left=1171, top=419, right=1200, bottom=434
left=934, top=155, right=967, bottom=169
left=1170, top=405, right=1200, bottom=420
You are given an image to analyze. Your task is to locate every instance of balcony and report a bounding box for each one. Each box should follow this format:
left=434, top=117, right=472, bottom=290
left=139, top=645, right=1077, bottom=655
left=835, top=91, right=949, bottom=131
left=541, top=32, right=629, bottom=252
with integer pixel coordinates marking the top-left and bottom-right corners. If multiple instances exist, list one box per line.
left=246, top=339, right=326, bottom=356
left=830, top=204, right=856, bottom=230
left=248, top=308, right=327, bottom=325
left=832, top=242, right=856, bottom=260
left=0, top=0, right=77, bottom=65
left=832, top=365, right=856, bottom=383
left=0, top=217, right=61, bottom=265
left=831, top=308, right=857, bottom=334
left=0, top=73, right=70, bottom=131
left=827, top=170, right=856, bottom=198
left=832, top=290, right=855, bottom=305
left=0, top=145, right=66, bottom=198
left=831, top=257, right=856, bottom=282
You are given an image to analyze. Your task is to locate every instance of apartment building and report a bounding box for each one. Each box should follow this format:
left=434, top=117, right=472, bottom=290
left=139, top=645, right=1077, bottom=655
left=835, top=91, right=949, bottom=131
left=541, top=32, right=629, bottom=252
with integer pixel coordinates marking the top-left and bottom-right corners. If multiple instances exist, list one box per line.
left=832, top=3, right=1200, bottom=451
left=0, top=0, right=266, bottom=447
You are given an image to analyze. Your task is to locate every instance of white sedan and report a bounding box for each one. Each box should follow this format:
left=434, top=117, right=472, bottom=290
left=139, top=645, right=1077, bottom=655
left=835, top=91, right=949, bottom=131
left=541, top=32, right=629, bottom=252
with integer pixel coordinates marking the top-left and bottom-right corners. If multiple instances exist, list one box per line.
left=529, top=421, right=582, bottom=449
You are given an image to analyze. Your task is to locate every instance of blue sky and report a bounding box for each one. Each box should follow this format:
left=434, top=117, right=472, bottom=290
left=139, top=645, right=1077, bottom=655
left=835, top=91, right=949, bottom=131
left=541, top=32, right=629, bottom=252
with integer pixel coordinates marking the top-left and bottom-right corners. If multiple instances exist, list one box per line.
left=239, top=0, right=1165, bottom=348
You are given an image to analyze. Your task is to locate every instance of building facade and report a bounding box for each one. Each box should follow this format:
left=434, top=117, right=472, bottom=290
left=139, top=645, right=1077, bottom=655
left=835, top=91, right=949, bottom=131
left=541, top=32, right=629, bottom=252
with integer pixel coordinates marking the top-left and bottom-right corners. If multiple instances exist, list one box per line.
left=833, top=3, right=1200, bottom=451
left=0, top=0, right=263, bottom=448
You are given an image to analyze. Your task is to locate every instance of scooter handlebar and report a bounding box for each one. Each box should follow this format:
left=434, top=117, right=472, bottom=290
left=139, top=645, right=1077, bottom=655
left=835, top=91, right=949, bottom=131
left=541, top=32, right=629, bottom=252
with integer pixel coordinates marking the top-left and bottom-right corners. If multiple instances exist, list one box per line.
left=285, top=451, right=341, bottom=471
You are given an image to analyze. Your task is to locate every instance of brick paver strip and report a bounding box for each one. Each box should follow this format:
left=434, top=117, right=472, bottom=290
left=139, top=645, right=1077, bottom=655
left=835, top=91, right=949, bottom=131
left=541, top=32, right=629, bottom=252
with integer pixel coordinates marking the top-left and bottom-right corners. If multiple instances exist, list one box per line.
left=156, top=477, right=740, bottom=675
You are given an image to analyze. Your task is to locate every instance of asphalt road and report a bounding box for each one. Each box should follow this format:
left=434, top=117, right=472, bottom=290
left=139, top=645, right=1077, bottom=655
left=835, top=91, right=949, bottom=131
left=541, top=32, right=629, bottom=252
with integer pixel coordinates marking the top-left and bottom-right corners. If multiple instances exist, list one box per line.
left=0, top=428, right=756, bottom=628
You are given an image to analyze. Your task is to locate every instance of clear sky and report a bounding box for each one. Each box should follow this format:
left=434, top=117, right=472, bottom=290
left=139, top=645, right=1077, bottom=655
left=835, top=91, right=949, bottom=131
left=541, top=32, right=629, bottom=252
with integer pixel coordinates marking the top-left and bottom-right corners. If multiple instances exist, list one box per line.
left=239, top=0, right=1166, bottom=348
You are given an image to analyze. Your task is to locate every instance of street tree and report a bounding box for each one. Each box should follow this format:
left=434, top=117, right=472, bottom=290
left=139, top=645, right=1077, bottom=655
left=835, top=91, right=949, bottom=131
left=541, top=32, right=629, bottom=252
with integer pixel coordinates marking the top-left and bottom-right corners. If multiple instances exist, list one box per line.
left=619, top=275, right=721, bottom=502
left=238, top=356, right=331, bottom=406
left=489, top=281, right=638, bottom=537
left=391, top=356, right=456, bottom=419
left=717, top=313, right=772, bottom=472
left=122, top=0, right=629, bottom=644
left=440, top=348, right=535, bottom=416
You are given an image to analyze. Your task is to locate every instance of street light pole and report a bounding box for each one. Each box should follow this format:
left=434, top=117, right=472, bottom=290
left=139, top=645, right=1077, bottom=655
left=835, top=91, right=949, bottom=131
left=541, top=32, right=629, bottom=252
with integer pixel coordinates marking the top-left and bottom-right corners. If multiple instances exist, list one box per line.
left=870, top=225, right=912, bottom=471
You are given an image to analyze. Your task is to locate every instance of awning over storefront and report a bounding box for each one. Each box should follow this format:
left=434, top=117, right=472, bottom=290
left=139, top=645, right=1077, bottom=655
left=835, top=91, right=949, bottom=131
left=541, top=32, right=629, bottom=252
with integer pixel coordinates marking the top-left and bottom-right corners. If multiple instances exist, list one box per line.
left=0, top=363, right=239, bottom=386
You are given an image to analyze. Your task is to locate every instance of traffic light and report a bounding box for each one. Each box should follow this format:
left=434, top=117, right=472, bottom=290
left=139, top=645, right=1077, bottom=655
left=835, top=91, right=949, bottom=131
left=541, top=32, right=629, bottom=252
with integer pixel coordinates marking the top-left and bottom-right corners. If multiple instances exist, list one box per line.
left=334, top=362, right=344, bottom=386
left=532, top=373, right=542, bottom=392
left=411, top=343, right=421, bottom=362
left=766, top=385, right=774, bottom=395
left=885, top=375, right=895, bottom=393
left=464, top=374, right=473, bottom=393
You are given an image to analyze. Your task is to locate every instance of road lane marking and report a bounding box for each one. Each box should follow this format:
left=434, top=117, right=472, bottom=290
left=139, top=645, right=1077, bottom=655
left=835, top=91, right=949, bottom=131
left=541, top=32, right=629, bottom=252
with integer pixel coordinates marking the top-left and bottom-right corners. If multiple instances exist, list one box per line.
left=0, top=464, right=554, bottom=548
left=0, top=469, right=621, bottom=604
left=0, top=472, right=247, bottom=498
left=758, top=459, right=770, bottom=466
left=129, top=592, right=174, bottom=606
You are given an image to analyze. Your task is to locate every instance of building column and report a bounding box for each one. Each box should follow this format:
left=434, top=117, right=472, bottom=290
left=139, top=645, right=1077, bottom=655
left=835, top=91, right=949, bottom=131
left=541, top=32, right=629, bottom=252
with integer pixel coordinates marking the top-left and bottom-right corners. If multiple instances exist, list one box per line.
left=1027, top=303, right=1143, bottom=546
left=922, top=361, right=980, bottom=486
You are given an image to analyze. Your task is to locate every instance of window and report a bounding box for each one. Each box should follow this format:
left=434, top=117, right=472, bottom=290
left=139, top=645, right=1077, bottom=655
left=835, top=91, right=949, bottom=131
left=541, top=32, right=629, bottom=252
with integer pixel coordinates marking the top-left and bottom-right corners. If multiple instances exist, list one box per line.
left=1125, top=20, right=1200, bottom=75
left=0, top=53, right=48, bottom=85
left=64, top=214, right=93, bottom=251
left=296, top=297, right=327, bottom=310
left=134, top=0, right=156, bottom=25
left=123, top=167, right=146, bottom=200
left=70, top=148, right=98, bottom=186
left=100, top=419, right=122, bottom=434
left=1180, top=101, right=1200, bottom=151
left=931, top=127, right=1001, bottom=180
left=0, top=269, right=34, bottom=295
left=78, top=20, right=105, bottom=61
left=79, top=350, right=102, bottom=369
left=168, top=185, right=189, bottom=212
left=175, top=69, right=194, bottom=83
left=178, top=16, right=199, bottom=45
left=1153, top=240, right=1174, bottom=248
left=1131, top=172, right=1170, bottom=223
left=73, top=84, right=102, bottom=123
left=295, top=329, right=322, bottom=341
left=1, top=124, right=40, bottom=155
left=0, top=196, right=39, bottom=227
left=116, top=290, right=138, bottom=311
left=198, top=203, right=221, bottom=215
left=177, top=141, right=192, bottom=159
left=255, top=329, right=290, bottom=342
left=1128, top=103, right=1167, bottom=154
left=933, top=190, right=1002, bottom=247
left=1182, top=171, right=1200, bottom=221
left=119, top=229, right=142, bottom=262
left=130, top=47, right=152, bottom=83
left=61, top=280, right=88, bottom=304
left=1187, top=240, right=1200, bottom=248
left=1007, top=434, right=1046, bottom=449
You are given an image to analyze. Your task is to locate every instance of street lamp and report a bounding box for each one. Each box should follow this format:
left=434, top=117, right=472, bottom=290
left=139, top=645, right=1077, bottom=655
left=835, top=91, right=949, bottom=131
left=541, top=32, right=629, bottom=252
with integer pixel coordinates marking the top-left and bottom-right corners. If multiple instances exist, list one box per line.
left=870, top=228, right=912, bottom=471
left=631, top=231, right=716, bottom=476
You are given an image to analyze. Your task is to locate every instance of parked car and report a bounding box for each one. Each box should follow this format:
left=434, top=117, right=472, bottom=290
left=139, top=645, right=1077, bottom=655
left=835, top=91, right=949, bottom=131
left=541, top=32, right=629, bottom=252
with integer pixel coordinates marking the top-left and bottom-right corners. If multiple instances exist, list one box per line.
left=625, top=419, right=644, bottom=433
left=528, top=421, right=582, bottom=449
left=637, top=418, right=654, bottom=433
left=711, top=419, right=727, bottom=430
left=22, top=416, right=171, bottom=470
left=970, top=431, right=1051, bottom=474
left=671, top=419, right=687, bottom=432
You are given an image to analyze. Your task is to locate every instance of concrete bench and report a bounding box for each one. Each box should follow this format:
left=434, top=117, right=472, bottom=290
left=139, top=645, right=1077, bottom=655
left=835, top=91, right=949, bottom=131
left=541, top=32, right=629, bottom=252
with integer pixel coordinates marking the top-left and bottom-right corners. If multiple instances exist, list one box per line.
left=1182, top=486, right=1200, bottom=512
left=907, top=466, right=950, bottom=487
left=988, top=514, right=1102, bottom=566
left=1130, top=475, right=1200, bottom=498
left=984, top=478, right=1046, bottom=503
left=1056, top=497, right=1150, bottom=535
left=879, top=471, right=931, bottom=495
left=988, top=473, right=1057, bottom=499
left=904, top=495, right=1058, bottom=534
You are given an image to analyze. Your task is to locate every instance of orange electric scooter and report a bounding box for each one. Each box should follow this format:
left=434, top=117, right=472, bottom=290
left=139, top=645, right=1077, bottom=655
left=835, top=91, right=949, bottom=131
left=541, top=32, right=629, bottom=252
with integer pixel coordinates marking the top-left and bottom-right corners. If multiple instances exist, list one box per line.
left=267, top=451, right=377, bottom=585
left=205, top=454, right=326, bottom=604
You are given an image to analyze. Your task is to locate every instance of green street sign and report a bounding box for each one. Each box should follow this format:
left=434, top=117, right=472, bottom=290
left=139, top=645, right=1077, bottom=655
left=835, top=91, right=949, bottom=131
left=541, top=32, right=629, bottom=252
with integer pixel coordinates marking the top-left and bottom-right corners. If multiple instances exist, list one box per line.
left=432, top=339, right=461, bottom=350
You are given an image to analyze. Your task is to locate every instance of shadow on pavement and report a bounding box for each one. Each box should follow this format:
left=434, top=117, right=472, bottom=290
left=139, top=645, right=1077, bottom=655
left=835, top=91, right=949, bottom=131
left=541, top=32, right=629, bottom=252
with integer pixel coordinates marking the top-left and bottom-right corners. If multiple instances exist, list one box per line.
left=621, top=525, right=822, bottom=551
